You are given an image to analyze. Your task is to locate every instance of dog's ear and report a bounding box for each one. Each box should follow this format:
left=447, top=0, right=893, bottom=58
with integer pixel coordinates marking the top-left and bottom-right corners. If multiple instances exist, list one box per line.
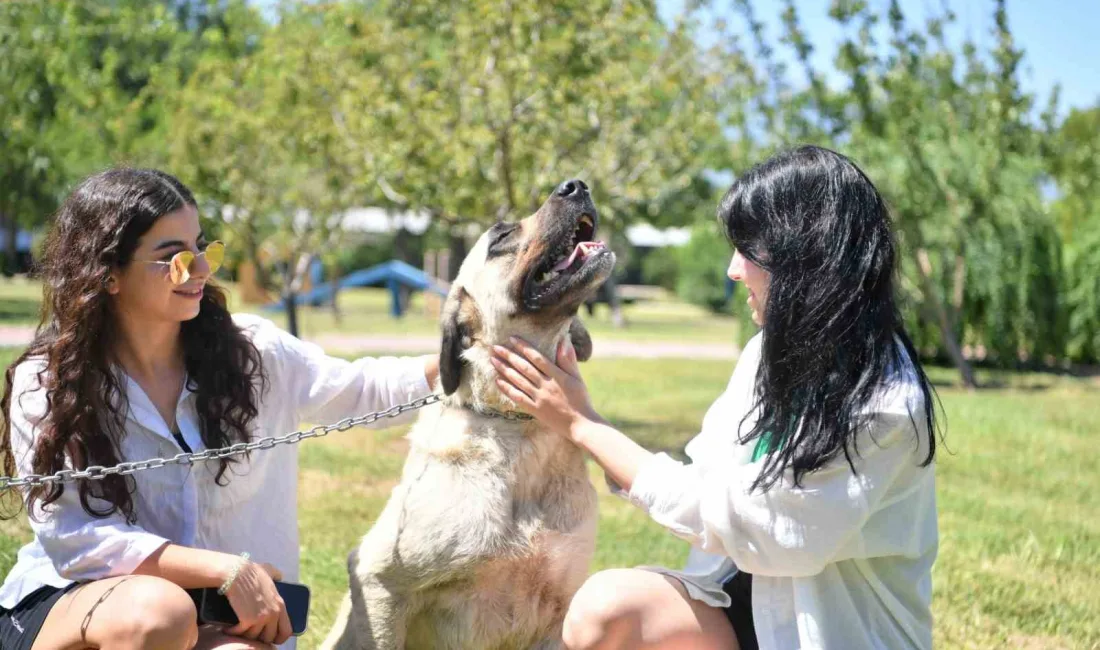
left=568, top=317, right=593, bottom=362
left=439, top=287, right=480, bottom=395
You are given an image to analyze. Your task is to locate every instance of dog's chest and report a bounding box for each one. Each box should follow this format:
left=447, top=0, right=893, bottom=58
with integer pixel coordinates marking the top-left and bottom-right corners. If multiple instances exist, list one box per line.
left=400, top=422, right=599, bottom=647
left=408, top=521, right=596, bottom=648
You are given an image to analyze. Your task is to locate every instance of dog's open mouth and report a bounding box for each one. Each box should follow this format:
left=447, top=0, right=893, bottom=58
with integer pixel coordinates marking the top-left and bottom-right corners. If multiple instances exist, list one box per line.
left=523, top=214, right=612, bottom=309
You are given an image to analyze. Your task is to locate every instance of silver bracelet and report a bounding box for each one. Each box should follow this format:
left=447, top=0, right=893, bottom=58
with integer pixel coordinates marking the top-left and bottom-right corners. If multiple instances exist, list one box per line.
left=217, top=551, right=251, bottom=595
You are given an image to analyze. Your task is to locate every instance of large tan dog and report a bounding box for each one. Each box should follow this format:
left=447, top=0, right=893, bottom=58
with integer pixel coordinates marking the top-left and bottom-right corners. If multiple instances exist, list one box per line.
left=321, top=180, right=616, bottom=649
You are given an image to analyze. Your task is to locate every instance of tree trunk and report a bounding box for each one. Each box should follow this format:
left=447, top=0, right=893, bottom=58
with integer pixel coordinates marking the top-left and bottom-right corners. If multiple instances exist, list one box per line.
left=602, top=274, right=625, bottom=328
left=951, top=252, right=966, bottom=316
left=328, top=267, right=342, bottom=325
left=284, top=291, right=300, bottom=338
left=447, top=229, right=468, bottom=281
left=2, top=210, right=18, bottom=277
left=393, top=226, right=414, bottom=264
left=284, top=253, right=313, bottom=339
left=915, top=248, right=978, bottom=389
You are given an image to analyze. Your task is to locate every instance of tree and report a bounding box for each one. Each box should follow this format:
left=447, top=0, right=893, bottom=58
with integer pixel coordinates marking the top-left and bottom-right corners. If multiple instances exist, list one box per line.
left=167, top=2, right=354, bottom=336
left=1045, top=106, right=1100, bottom=362
left=716, top=0, right=1065, bottom=386
left=0, top=0, right=230, bottom=274
left=0, top=1, right=67, bottom=274
left=323, top=0, right=731, bottom=304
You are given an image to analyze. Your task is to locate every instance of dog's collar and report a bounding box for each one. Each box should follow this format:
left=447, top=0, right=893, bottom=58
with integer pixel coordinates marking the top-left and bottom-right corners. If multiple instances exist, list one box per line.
left=460, top=404, right=535, bottom=421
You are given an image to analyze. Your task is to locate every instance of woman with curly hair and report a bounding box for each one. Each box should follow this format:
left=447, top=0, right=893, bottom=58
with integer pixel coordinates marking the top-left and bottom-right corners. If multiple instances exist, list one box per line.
left=492, top=145, right=940, bottom=650
left=0, top=168, right=438, bottom=650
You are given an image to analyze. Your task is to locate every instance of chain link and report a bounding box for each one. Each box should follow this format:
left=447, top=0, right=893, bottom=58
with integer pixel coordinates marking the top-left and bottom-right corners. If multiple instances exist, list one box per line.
left=0, top=394, right=443, bottom=492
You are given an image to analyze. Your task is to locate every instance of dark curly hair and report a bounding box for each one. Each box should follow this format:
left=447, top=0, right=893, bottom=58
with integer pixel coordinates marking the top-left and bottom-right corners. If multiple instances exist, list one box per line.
left=1, top=168, right=266, bottom=523
left=719, top=145, right=939, bottom=492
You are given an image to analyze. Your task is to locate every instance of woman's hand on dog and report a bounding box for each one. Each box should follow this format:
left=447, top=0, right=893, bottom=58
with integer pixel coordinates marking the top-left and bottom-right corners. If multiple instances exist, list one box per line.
left=491, top=336, right=604, bottom=442
left=224, top=558, right=293, bottom=645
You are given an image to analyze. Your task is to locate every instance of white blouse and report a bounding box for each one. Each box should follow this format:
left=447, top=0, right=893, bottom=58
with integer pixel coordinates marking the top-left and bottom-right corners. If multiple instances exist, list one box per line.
left=624, top=333, right=938, bottom=650
left=0, top=314, right=431, bottom=647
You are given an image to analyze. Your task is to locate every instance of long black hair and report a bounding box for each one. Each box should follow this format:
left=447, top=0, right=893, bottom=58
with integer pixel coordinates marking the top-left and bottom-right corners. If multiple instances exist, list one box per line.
left=719, top=145, right=938, bottom=492
left=2, top=168, right=266, bottom=523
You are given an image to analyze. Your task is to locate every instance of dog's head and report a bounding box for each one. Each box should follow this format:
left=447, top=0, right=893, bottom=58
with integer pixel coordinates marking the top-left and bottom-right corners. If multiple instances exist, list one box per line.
left=438, top=179, right=615, bottom=400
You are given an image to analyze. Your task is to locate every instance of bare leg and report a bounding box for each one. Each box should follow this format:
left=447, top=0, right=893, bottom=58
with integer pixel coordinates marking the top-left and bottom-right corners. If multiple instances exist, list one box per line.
left=31, top=575, right=199, bottom=650
left=561, top=569, right=739, bottom=650
left=193, top=625, right=273, bottom=650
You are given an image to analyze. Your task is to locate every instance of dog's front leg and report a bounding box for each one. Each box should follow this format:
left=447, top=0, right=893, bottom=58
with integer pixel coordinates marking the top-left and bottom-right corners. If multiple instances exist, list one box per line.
left=321, top=569, right=410, bottom=650
left=327, top=580, right=411, bottom=650
left=531, top=634, right=564, bottom=650
left=346, top=579, right=410, bottom=650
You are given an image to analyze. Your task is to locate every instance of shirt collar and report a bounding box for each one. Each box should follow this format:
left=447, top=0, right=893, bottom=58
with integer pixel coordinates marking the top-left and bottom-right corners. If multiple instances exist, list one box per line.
left=113, top=365, right=195, bottom=442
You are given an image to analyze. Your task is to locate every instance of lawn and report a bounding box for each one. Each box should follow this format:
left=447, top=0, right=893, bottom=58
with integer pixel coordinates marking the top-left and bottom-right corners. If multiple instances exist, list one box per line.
left=0, top=278, right=741, bottom=346
left=0, top=294, right=1096, bottom=647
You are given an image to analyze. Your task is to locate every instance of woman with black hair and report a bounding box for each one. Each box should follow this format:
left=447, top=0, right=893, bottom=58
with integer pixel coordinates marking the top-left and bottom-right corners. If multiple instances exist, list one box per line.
left=0, top=168, right=438, bottom=649
left=491, top=145, right=939, bottom=650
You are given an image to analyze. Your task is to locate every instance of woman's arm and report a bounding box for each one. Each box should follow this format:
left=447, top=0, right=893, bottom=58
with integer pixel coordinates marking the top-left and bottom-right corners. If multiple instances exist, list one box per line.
left=9, top=366, right=174, bottom=581
left=10, top=364, right=291, bottom=644
left=492, top=338, right=928, bottom=578
left=254, top=317, right=435, bottom=426
left=132, top=543, right=252, bottom=588
left=135, top=544, right=292, bottom=643
left=489, top=337, right=653, bottom=491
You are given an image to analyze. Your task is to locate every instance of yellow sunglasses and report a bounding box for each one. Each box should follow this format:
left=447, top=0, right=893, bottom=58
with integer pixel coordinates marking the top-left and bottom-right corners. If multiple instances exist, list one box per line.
left=138, top=241, right=225, bottom=285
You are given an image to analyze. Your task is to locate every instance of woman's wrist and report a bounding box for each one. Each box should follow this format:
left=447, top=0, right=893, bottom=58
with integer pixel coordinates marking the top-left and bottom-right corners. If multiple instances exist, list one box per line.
left=568, top=413, right=608, bottom=448
left=218, top=551, right=251, bottom=595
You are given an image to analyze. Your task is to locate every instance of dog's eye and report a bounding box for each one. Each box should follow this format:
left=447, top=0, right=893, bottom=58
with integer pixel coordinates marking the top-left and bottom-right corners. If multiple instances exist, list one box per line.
left=487, top=223, right=520, bottom=257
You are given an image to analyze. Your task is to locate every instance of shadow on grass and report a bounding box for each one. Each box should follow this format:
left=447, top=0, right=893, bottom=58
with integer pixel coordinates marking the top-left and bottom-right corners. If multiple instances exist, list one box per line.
left=928, top=379, right=1056, bottom=392
left=0, top=297, right=40, bottom=324
left=606, top=417, right=692, bottom=461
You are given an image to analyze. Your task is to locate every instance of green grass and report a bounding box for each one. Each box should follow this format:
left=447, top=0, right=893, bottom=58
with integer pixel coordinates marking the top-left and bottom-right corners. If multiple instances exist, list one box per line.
left=0, top=280, right=1096, bottom=648
left=0, top=278, right=45, bottom=326
left=0, top=278, right=740, bottom=344
left=254, top=284, right=738, bottom=344
left=0, top=349, right=1095, bottom=648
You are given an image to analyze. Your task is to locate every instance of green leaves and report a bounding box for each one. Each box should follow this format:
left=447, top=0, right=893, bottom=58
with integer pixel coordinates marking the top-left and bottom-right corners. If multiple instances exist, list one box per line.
left=723, top=0, right=1092, bottom=372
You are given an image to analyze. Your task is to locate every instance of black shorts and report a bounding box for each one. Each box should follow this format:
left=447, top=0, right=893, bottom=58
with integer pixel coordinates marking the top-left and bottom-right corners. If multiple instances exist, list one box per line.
left=0, top=583, right=79, bottom=650
left=722, top=571, right=758, bottom=650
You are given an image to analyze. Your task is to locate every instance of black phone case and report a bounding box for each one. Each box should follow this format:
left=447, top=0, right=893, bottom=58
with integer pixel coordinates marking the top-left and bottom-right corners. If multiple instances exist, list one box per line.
left=193, top=581, right=310, bottom=636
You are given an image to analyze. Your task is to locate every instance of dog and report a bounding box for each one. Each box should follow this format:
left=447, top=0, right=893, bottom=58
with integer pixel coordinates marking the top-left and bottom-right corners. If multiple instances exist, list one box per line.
left=320, top=179, right=616, bottom=650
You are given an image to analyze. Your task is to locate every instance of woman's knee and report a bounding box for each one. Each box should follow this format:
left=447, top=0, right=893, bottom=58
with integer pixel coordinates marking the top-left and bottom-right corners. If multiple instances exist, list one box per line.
left=562, top=569, right=647, bottom=650
left=113, top=576, right=198, bottom=649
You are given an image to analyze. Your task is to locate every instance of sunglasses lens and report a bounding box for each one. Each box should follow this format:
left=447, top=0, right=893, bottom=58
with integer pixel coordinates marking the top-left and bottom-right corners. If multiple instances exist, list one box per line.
left=169, top=251, right=193, bottom=285
left=204, top=241, right=225, bottom=274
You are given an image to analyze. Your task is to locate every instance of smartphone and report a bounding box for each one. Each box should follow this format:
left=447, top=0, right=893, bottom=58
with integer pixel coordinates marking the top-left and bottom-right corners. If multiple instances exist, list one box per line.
left=190, top=581, right=310, bottom=636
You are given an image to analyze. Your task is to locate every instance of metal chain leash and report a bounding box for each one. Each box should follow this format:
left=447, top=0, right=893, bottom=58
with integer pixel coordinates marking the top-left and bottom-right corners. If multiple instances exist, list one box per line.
left=0, top=394, right=443, bottom=492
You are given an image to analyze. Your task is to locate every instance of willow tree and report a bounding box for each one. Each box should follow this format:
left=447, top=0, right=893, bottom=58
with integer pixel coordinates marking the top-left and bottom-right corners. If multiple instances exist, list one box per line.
left=718, top=0, right=1063, bottom=387
left=1045, top=106, right=1100, bottom=362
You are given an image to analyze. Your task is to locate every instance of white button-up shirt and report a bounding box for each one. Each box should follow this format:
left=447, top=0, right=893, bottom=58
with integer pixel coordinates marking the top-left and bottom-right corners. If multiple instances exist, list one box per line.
left=624, top=333, right=938, bottom=650
left=0, top=314, right=431, bottom=647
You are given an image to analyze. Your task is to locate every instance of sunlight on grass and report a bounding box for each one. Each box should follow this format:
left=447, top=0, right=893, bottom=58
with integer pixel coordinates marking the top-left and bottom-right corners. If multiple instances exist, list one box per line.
left=0, top=325, right=1096, bottom=647
left=2, top=278, right=740, bottom=345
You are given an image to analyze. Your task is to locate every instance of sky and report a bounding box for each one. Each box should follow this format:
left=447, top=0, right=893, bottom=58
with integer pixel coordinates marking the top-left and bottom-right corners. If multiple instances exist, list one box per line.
left=657, top=0, right=1099, bottom=116
left=252, top=0, right=1098, bottom=115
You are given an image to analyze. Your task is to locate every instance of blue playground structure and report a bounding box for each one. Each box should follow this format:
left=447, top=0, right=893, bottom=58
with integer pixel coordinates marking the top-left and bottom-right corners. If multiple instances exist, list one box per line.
left=264, top=259, right=449, bottom=318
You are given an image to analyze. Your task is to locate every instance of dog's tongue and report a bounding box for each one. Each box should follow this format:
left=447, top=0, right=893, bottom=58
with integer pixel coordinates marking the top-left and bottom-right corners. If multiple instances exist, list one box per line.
left=552, top=241, right=604, bottom=272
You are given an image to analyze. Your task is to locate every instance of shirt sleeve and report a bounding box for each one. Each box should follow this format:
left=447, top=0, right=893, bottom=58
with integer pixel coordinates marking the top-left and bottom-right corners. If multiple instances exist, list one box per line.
left=626, top=411, right=924, bottom=577
left=10, top=363, right=170, bottom=581
left=263, top=320, right=433, bottom=427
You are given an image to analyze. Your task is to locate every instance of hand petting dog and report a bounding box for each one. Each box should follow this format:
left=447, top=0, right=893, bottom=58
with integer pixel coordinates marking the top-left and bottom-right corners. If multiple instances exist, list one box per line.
left=492, top=336, right=653, bottom=494
left=491, top=337, right=601, bottom=441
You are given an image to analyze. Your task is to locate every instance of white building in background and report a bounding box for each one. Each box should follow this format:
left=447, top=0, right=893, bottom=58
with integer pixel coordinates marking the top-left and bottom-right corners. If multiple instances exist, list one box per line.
left=623, top=223, right=690, bottom=248
left=221, top=204, right=690, bottom=250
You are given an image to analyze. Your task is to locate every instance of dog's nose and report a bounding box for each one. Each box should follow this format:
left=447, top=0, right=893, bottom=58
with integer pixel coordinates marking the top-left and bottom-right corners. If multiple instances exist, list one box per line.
left=556, top=179, right=589, bottom=200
